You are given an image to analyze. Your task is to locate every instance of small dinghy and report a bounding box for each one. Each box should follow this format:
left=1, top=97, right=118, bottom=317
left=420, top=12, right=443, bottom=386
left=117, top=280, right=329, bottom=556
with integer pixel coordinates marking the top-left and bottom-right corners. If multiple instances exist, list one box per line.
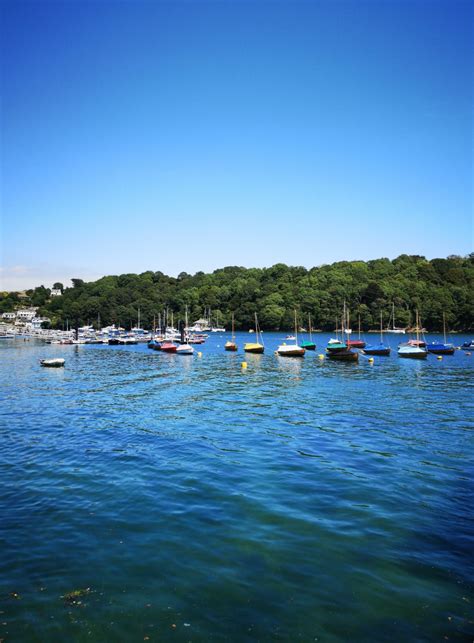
left=40, top=358, right=65, bottom=367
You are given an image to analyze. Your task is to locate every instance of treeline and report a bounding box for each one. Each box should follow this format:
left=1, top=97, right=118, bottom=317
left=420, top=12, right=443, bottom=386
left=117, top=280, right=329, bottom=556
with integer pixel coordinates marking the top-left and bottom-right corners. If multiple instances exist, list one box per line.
left=1, top=254, right=473, bottom=331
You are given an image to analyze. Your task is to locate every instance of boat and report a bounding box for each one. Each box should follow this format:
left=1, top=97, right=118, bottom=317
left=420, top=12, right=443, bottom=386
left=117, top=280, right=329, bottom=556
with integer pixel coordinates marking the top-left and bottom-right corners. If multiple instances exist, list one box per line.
left=326, top=304, right=359, bottom=362
left=386, top=303, right=406, bottom=334
left=176, top=309, right=194, bottom=355
left=211, top=311, right=226, bottom=333
left=426, top=314, right=455, bottom=355
left=118, top=336, right=137, bottom=345
left=347, top=314, right=366, bottom=348
left=398, top=311, right=427, bottom=359
left=461, top=340, right=474, bottom=351
left=277, top=311, right=305, bottom=357
left=398, top=344, right=428, bottom=359
left=244, top=313, right=264, bottom=353
left=300, top=314, right=316, bottom=350
left=363, top=312, right=391, bottom=356
left=327, top=349, right=359, bottom=362
left=285, top=335, right=296, bottom=341
left=161, top=341, right=177, bottom=353
left=176, top=344, right=194, bottom=355
left=40, top=358, right=65, bottom=367
left=224, top=313, right=238, bottom=351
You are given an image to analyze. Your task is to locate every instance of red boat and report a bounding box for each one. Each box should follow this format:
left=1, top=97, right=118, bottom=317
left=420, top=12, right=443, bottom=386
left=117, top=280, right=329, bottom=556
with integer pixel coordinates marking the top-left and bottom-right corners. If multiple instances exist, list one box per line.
left=346, top=339, right=366, bottom=349
left=161, top=341, right=177, bottom=353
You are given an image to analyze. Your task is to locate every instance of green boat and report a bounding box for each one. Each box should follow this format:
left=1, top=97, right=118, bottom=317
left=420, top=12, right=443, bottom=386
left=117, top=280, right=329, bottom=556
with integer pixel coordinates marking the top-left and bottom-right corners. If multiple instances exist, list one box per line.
left=301, top=313, right=316, bottom=350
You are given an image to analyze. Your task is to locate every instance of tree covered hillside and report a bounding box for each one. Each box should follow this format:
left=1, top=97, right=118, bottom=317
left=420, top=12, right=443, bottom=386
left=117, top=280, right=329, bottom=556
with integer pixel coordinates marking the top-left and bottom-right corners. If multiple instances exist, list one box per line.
left=2, top=255, right=473, bottom=331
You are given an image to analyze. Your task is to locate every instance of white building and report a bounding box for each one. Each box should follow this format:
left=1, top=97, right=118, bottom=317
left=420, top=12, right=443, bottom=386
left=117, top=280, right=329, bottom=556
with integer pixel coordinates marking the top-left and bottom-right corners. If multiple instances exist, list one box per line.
left=1, top=312, right=16, bottom=320
left=51, top=288, right=62, bottom=297
left=16, top=308, right=38, bottom=321
left=29, top=317, right=51, bottom=330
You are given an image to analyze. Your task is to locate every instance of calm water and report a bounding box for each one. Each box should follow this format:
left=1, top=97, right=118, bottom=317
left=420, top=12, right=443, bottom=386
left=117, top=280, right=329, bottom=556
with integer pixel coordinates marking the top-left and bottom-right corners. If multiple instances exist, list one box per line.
left=1, top=332, right=473, bottom=642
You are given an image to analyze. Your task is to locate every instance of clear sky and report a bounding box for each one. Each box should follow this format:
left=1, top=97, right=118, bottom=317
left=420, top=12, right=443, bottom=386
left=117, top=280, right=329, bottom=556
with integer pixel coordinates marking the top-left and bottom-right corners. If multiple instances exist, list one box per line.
left=1, top=0, right=472, bottom=290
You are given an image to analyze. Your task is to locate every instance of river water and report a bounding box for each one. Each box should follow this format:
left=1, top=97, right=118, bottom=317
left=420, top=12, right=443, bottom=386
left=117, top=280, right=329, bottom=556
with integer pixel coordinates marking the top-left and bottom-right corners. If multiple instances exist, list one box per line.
left=1, top=332, right=473, bottom=641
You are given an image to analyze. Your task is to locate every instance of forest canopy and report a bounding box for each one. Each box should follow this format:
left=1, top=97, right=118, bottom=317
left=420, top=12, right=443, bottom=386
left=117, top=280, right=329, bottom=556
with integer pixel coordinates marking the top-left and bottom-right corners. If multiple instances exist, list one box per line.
left=1, top=254, right=473, bottom=331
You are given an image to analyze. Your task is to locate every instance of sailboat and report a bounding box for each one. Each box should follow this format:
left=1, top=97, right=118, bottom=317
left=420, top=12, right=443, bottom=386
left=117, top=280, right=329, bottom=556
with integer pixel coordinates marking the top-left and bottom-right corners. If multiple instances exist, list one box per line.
left=300, top=314, right=316, bottom=351
left=244, top=313, right=264, bottom=353
left=398, top=311, right=428, bottom=359
left=363, top=312, right=391, bottom=356
left=386, top=303, right=406, bottom=334
left=326, top=303, right=359, bottom=362
left=347, top=313, right=366, bottom=349
left=225, top=313, right=238, bottom=351
left=426, top=313, right=455, bottom=355
left=176, top=308, right=194, bottom=355
left=277, top=311, right=305, bottom=357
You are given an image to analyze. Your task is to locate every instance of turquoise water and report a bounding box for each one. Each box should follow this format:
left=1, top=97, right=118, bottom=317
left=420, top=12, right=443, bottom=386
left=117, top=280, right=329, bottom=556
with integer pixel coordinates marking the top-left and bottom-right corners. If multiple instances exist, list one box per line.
left=1, top=333, right=473, bottom=641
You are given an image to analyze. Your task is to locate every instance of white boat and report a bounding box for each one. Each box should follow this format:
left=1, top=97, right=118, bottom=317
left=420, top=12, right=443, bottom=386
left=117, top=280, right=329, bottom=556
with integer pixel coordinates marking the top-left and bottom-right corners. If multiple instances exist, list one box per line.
left=277, top=311, right=305, bottom=357
left=176, top=344, right=194, bottom=355
left=176, top=308, right=194, bottom=355
left=398, top=311, right=427, bottom=359
left=397, top=344, right=427, bottom=359
left=40, top=358, right=65, bottom=367
left=210, top=311, right=225, bottom=333
left=387, top=303, right=406, bottom=334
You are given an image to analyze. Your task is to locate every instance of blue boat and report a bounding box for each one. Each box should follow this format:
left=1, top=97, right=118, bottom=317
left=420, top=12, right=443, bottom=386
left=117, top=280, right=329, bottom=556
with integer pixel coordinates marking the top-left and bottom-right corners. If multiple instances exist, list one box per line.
left=426, top=342, right=455, bottom=355
left=363, top=312, right=391, bottom=356
left=363, top=342, right=391, bottom=356
left=427, top=314, right=455, bottom=354
left=461, top=340, right=474, bottom=351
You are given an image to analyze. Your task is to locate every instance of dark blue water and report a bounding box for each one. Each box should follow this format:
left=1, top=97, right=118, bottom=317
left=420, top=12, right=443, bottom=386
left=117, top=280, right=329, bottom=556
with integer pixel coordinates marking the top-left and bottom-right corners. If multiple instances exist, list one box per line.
left=1, top=333, right=473, bottom=641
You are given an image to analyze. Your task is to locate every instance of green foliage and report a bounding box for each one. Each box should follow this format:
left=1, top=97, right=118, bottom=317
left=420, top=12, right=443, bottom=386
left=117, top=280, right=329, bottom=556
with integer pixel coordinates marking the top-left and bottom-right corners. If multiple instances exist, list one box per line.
left=4, top=255, right=473, bottom=331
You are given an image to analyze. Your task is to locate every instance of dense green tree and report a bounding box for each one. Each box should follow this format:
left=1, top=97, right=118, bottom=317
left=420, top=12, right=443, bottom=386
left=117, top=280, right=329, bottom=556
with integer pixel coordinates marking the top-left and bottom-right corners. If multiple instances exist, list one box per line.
left=1, top=255, right=472, bottom=331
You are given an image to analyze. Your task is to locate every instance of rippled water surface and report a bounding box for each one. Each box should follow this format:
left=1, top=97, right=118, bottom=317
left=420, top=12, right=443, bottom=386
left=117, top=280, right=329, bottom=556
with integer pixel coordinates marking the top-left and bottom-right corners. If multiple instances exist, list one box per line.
left=1, top=333, right=473, bottom=641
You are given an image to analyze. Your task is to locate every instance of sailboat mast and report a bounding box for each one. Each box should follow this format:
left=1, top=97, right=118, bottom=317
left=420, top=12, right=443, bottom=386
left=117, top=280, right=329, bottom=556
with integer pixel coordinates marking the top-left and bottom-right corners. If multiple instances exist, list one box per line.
left=294, top=310, right=298, bottom=345
left=232, top=313, right=235, bottom=341
left=309, top=313, right=312, bottom=342
left=443, top=312, right=447, bottom=344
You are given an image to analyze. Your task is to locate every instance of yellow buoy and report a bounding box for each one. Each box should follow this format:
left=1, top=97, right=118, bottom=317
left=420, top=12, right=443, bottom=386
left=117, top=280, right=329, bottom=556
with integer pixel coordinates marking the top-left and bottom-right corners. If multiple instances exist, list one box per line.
left=368, top=357, right=374, bottom=363
left=318, top=354, right=325, bottom=360
left=437, top=355, right=443, bottom=360
left=241, top=361, right=247, bottom=369
left=197, top=351, right=202, bottom=357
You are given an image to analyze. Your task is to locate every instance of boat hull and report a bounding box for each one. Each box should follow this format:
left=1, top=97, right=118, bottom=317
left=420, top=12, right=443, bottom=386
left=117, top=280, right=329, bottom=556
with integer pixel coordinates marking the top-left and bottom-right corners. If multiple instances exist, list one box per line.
left=161, top=342, right=177, bottom=353
left=224, top=342, right=238, bottom=351
left=398, top=347, right=428, bottom=359
left=426, top=344, right=455, bottom=355
left=300, top=342, right=316, bottom=350
left=327, top=350, right=358, bottom=362
left=277, top=345, right=305, bottom=357
left=40, top=358, right=65, bottom=367
left=244, top=343, right=264, bottom=354
left=176, top=345, right=194, bottom=355
left=363, top=345, right=391, bottom=356
left=347, top=340, right=366, bottom=349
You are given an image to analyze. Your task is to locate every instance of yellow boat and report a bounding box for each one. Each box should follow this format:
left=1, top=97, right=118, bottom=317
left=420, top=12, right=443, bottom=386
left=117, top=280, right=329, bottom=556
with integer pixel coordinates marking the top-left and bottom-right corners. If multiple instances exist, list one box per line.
left=244, top=313, right=264, bottom=354
left=244, top=342, right=264, bottom=354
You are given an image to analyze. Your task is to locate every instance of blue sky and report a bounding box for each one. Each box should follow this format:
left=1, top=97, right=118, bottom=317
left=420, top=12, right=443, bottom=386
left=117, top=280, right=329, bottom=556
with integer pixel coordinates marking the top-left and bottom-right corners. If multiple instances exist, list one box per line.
left=1, top=0, right=472, bottom=290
